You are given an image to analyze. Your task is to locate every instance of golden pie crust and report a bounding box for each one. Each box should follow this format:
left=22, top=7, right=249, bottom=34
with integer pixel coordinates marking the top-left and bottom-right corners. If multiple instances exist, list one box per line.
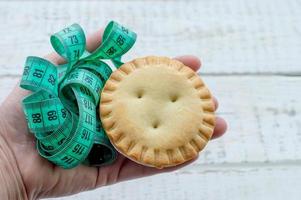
left=100, top=56, right=215, bottom=168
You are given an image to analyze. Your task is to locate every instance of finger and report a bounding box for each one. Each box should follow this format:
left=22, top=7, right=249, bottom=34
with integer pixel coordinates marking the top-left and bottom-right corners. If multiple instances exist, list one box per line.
left=211, top=116, right=227, bottom=139
left=213, top=96, right=218, bottom=110
left=116, top=155, right=198, bottom=183
left=44, top=52, right=65, bottom=65
left=174, top=55, right=201, bottom=71
left=121, top=117, right=228, bottom=180
left=86, top=28, right=104, bottom=52
left=99, top=117, right=227, bottom=185
left=44, top=28, right=104, bottom=65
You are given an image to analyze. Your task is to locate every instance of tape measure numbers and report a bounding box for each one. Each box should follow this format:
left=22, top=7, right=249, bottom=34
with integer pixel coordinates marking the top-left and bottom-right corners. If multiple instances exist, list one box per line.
left=20, top=21, right=137, bottom=169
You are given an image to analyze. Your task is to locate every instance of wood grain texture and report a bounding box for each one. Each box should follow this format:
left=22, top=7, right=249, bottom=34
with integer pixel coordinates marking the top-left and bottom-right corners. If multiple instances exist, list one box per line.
left=0, top=0, right=300, bottom=75
left=48, top=165, right=301, bottom=200
left=0, top=0, right=300, bottom=199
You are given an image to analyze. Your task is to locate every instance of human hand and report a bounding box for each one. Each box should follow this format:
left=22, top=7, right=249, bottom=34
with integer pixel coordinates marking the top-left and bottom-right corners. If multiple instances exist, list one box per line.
left=0, top=28, right=227, bottom=200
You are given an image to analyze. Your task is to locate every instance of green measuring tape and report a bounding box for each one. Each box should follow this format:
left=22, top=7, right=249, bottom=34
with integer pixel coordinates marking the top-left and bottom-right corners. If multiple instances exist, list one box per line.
left=20, top=21, right=137, bottom=169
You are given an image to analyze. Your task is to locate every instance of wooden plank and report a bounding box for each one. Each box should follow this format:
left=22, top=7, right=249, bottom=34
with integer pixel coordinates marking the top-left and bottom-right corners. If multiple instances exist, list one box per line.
left=1, top=76, right=300, bottom=165
left=202, top=75, right=301, bottom=164
left=0, top=0, right=300, bottom=75
left=1, top=1, right=300, bottom=199
left=46, top=165, right=301, bottom=200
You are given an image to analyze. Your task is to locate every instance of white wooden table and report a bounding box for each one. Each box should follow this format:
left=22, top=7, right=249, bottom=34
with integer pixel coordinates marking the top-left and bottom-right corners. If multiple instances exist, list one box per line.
left=0, top=0, right=300, bottom=199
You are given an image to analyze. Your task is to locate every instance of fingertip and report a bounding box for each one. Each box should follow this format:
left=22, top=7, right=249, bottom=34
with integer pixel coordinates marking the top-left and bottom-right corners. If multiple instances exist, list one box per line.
left=213, top=96, right=219, bottom=110
left=174, top=55, right=201, bottom=71
left=211, top=117, right=227, bottom=139
left=86, top=28, right=104, bottom=52
left=43, top=52, right=66, bottom=65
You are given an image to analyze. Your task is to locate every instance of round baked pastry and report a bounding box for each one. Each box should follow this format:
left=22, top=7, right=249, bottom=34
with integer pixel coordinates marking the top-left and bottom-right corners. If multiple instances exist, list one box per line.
left=100, top=56, right=215, bottom=168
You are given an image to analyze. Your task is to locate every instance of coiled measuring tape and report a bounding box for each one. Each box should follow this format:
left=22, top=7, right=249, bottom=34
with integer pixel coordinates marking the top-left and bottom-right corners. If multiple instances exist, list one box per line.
left=20, top=21, right=137, bottom=169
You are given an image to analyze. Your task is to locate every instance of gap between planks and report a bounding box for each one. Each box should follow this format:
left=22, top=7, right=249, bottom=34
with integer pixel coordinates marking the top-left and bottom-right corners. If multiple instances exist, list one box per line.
left=181, top=159, right=301, bottom=174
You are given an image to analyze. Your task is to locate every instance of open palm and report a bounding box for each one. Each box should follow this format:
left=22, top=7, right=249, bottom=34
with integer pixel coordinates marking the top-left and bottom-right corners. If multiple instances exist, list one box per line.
left=0, top=28, right=227, bottom=199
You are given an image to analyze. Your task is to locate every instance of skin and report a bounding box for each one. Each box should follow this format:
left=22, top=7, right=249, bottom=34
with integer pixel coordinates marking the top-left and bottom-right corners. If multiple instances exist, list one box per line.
left=0, top=28, right=227, bottom=199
